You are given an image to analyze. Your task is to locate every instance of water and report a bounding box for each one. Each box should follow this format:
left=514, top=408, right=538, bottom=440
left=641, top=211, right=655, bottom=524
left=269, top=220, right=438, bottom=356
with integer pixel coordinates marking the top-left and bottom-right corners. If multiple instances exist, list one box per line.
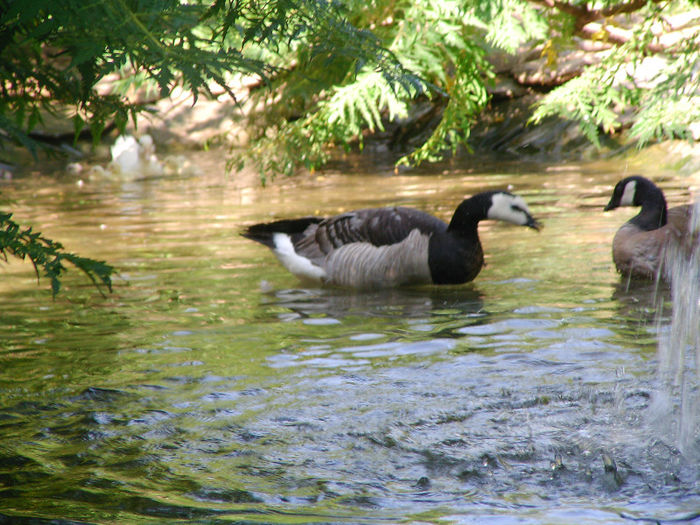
left=0, top=154, right=698, bottom=523
left=652, top=202, right=700, bottom=459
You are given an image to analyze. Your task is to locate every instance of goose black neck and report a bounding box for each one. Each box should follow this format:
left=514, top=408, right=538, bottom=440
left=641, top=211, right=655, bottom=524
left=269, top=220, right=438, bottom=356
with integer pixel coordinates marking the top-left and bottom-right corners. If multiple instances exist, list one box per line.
left=632, top=180, right=668, bottom=231
left=428, top=230, right=483, bottom=284
left=448, top=193, right=492, bottom=234
left=429, top=194, right=491, bottom=284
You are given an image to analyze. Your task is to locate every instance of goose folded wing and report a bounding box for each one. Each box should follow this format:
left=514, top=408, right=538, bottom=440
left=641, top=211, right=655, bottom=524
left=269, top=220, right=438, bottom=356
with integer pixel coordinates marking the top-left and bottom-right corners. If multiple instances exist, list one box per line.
left=667, top=205, right=693, bottom=232
left=300, top=207, right=448, bottom=255
left=666, top=204, right=700, bottom=255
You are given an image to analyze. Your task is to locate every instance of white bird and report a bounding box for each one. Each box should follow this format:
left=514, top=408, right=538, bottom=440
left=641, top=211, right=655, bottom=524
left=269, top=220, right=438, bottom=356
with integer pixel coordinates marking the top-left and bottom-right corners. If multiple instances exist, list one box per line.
left=110, top=134, right=162, bottom=175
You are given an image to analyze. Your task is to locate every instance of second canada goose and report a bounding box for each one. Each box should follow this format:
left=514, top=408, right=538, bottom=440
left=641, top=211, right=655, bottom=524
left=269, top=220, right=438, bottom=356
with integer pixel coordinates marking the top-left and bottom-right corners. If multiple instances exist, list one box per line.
left=243, top=191, right=541, bottom=289
left=604, top=175, right=699, bottom=280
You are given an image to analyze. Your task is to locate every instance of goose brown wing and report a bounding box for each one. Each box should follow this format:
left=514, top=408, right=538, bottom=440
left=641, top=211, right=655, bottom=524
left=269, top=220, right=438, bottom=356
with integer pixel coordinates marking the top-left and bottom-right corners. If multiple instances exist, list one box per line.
left=295, top=206, right=448, bottom=257
left=667, top=204, right=700, bottom=253
left=667, top=204, right=691, bottom=227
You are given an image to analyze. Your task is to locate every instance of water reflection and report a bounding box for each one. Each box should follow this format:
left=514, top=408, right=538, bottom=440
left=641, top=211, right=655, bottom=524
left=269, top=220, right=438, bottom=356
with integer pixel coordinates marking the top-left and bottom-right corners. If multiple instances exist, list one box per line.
left=0, top=157, right=698, bottom=523
left=265, top=286, right=485, bottom=320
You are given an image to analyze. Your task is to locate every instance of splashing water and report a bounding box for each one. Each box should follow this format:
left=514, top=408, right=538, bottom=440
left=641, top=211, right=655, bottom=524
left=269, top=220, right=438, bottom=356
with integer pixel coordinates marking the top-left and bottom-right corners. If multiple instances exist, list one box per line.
left=651, top=201, right=700, bottom=457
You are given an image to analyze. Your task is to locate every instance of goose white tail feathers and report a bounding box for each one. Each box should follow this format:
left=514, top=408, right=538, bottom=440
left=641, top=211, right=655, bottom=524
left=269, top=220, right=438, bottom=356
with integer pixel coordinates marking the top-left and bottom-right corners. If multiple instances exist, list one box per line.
left=242, top=191, right=540, bottom=289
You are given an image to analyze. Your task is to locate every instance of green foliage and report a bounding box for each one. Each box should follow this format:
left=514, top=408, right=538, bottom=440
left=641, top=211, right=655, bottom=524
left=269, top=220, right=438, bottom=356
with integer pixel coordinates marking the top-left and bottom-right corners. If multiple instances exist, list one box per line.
left=531, top=1, right=700, bottom=148
left=530, top=61, right=630, bottom=147
left=1, top=0, right=698, bottom=180
left=238, top=0, right=550, bottom=177
left=627, top=44, right=700, bottom=145
left=477, top=0, right=549, bottom=53
left=0, top=0, right=416, bottom=158
left=0, top=212, right=113, bottom=297
left=392, top=0, right=493, bottom=165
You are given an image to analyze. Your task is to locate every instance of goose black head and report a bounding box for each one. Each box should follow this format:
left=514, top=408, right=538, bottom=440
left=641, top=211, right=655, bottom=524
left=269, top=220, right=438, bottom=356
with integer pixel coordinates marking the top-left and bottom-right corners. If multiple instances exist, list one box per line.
left=604, top=175, right=669, bottom=228
left=604, top=175, right=664, bottom=211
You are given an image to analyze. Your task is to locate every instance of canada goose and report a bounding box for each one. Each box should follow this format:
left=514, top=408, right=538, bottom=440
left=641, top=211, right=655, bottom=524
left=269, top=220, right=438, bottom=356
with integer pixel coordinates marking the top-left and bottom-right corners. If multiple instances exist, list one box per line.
left=242, top=191, right=541, bottom=289
left=604, top=175, right=699, bottom=280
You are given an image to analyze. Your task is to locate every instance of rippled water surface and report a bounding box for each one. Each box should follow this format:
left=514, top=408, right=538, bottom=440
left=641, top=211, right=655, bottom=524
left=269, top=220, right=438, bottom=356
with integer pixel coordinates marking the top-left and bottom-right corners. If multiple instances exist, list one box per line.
left=1, top=153, right=698, bottom=524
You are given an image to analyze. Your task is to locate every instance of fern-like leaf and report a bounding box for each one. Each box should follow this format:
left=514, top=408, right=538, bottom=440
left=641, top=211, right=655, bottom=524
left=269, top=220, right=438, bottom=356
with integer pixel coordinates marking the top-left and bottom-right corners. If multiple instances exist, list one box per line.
left=0, top=212, right=114, bottom=297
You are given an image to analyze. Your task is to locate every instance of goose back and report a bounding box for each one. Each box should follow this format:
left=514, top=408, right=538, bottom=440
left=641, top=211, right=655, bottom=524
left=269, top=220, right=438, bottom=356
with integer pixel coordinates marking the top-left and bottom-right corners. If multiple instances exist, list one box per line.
left=296, top=207, right=447, bottom=254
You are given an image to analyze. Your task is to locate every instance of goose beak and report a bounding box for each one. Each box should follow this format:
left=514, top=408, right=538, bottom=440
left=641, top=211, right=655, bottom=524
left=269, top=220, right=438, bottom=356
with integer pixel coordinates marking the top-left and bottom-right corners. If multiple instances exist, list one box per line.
left=526, top=215, right=543, bottom=231
left=603, top=200, right=617, bottom=212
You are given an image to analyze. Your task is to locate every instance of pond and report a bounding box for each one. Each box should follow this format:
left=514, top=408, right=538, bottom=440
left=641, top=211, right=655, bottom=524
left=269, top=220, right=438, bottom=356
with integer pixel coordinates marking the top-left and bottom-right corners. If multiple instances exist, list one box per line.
left=0, top=149, right=698, bottom=524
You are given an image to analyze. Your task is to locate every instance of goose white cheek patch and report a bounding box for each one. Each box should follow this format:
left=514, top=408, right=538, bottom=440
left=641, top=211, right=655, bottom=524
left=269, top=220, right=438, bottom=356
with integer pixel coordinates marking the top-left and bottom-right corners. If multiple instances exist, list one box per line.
left=488, top=193, right=532, bottom=226
left=620, top=180, right=637, bottom=206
